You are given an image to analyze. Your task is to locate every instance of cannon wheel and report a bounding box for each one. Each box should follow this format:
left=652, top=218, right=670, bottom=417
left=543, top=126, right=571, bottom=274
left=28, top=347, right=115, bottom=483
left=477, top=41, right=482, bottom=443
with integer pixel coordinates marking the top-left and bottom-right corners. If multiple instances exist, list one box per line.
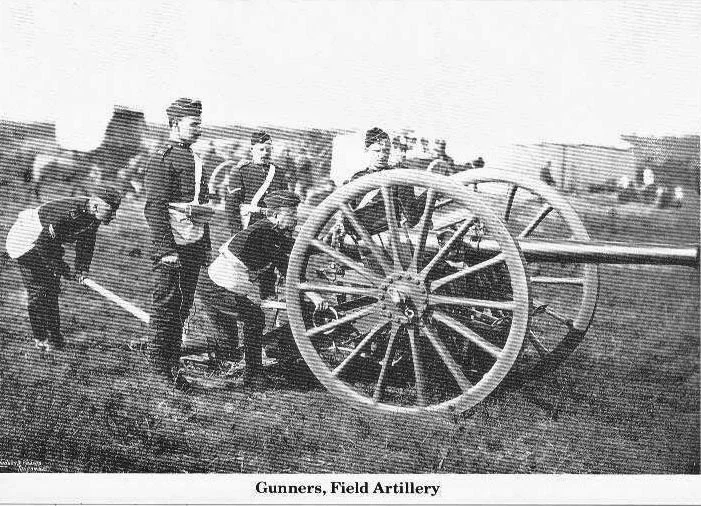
left=286, top=170, right=530, bottom=415
left=451, top=169, right=599, bottom=384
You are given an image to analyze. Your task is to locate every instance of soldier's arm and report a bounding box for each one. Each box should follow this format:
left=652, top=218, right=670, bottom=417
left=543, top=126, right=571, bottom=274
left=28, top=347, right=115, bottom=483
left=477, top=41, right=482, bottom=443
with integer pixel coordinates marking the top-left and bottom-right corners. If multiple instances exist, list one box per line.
left=33, top=205, right=69, bottom=273
left=143, top=152, right=177, bottom=260
left=227, top=162, right=246, bottom=205
left=74, top=226, right=97, bottom=273
left=225, top=162, right=246, bottom=231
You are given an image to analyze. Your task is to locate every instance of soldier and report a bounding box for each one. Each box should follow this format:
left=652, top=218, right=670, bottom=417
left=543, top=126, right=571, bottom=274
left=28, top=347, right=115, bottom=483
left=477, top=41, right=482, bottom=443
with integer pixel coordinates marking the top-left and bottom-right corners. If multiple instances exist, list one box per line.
left=5, top=187, right=121, bottom=350
left=327, top=127, right=421, bottom=245
left=390, top=135, right=409, bottom=168
left=143, top=97, right=214, bottom=387
left=199, top=190, right=326, bottom=388
left=225, top=130, right=288, bottom=234
left=428, top=138, right=455, bottom=175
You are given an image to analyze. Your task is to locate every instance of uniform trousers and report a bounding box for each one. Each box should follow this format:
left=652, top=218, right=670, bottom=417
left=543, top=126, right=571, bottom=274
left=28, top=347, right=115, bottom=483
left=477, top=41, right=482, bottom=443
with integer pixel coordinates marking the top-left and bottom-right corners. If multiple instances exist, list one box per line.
left=198, top=275, right=265, bottom=377
left=17, top=249, right=62, bottom=343
left=149, top=238, right=208, bottom=377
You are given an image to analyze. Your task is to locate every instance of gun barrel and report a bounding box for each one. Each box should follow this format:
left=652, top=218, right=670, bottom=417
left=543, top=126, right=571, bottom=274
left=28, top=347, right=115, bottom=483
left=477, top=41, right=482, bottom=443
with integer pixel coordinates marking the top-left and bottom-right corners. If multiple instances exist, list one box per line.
left=470, top=239, right=699, bottom=267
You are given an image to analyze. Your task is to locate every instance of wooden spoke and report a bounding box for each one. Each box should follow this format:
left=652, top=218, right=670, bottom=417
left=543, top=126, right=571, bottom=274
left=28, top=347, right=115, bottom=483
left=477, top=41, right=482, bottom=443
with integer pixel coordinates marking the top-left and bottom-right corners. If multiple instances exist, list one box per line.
left=504, top=184, right=518, bottom=222
left=409, top=325, right=427, bottom=407
left=298, top=282, right=376, bottom=297
left=332, top=322, right=387, bottom=377
left=310, top=239, right=382, bottom=285
left=373, top=324, right=400, bottom=402
left=423, top=324, right=472, bottom=392
left=409, top=189, right=437, bottom=272
left=420, top=215, right=478, bottom=278
left=518, top=204, right=553, bottom=239
left=432, top=310, right=503, bottom=359
left=430, top=253, right=505, bottom=292
left=526, top=329, right=550, bottom=357
left=340, top=203, right=393, bottom=274
left=428, top=294, right=515, bottom=311
left=306, top=304, right=379, bottom=338
left=530, top=277, right=584, bottom=285
left=381, top=186, right=404, bottom=268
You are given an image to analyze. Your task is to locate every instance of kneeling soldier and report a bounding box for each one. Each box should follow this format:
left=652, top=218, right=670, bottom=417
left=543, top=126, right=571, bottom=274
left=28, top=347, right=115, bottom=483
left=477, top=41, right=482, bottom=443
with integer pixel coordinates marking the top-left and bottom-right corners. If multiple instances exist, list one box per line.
left=200, top=190, right=325, bottom=388
left=5, top=187, right=121, bottom=350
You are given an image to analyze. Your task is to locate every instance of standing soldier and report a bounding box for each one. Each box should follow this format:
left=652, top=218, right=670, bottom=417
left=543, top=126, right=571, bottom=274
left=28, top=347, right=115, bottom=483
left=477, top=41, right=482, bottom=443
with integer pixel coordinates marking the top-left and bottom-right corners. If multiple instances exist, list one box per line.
left=225, top=130, right=288, bottom=234
left=199, top=190, right=326, bottom=389
left=327, top=127, right=421, bottom=246
left=5, top=187, right=121, bottom=350
left=143, top=98, right=214, bottom=387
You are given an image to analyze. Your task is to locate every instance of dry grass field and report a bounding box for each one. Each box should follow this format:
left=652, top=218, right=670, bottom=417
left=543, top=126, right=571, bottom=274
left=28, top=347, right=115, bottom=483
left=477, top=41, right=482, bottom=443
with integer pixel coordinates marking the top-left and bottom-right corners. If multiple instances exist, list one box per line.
left=0, top=176, right=698, bottom=474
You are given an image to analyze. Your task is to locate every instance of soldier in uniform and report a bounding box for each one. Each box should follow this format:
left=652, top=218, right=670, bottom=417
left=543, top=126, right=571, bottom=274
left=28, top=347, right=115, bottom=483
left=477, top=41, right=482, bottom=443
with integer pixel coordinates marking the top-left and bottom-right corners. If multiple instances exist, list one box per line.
left=143, top=97, right=214, bottom=386
left=327, top=127, right=421, bottom=246
left=428, top=138, right=456, bottom=176
left=5, top=187, right=121, bottom=350
left=225, top=130, right=288, bottom=234
left=199, top=190, right=326, bottom=388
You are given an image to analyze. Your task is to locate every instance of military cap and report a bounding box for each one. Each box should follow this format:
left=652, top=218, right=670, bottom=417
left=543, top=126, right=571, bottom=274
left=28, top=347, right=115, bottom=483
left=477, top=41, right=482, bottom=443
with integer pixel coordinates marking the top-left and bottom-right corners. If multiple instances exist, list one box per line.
left=265, top=190, right=300, bottom=209
left=251, top=130, right=272, bottom=145
left=95, top=185, right=122, bottom=210
left=166, top=97, right=202, bottom=122
left=365, top=127, right=390, bottom=147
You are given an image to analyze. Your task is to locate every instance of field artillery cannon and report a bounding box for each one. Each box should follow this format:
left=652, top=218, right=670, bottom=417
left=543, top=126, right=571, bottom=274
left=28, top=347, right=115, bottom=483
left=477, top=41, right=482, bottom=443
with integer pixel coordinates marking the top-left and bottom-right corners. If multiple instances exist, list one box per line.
left=81, top=167, right=698, bottom=418
left=283, top=168, right=698, bottom=416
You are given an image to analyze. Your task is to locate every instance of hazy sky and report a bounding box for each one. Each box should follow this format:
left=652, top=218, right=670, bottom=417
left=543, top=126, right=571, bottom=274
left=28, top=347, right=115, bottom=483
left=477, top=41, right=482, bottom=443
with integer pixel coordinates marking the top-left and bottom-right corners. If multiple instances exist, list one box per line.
left=1, top=0, right=699, bottom=147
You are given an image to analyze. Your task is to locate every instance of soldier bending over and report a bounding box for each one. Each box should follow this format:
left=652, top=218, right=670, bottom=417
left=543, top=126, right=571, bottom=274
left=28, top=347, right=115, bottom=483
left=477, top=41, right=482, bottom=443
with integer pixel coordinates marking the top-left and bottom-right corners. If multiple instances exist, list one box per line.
left=199, top=190, right=326, bottom=389
left=5, top=187, right=121, bottom=350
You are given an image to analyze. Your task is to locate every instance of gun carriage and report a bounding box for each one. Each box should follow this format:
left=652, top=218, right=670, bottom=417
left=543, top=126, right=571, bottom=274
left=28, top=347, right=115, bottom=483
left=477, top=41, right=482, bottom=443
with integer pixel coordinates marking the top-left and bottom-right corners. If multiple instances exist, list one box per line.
left=84, top=166, right=699, bottom=417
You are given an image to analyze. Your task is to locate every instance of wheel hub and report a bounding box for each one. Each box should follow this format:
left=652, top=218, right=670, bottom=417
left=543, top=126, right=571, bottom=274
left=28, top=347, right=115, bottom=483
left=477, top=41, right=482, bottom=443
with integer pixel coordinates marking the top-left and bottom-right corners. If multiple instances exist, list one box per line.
left=379, top=272, right=429, bottom=324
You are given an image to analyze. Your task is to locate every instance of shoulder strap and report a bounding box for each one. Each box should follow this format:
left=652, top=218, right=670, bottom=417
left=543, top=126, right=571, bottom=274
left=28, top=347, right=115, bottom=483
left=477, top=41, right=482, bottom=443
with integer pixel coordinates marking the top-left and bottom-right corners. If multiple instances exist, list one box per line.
left=250, top=164, right=277, bottom=208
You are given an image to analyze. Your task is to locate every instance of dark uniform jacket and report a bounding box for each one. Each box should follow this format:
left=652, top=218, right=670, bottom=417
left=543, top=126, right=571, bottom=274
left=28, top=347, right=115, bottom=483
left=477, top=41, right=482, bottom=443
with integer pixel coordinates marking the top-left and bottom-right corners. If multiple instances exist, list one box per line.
left=227, top=218, right=293, bottom=274
left=144, top=142, right=211, bottom=260
left=227, top=161, right=288, bottom=227
left=344, top=167, right=422, bottom=232
left=33, top=197, right=100, bottom=272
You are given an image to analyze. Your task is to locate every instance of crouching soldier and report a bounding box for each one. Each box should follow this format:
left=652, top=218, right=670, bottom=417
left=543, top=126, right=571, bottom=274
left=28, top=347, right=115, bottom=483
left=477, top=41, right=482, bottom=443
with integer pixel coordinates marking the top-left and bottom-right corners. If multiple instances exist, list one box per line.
left=5, top=187, right=121, bottom=350
left=199, top=190, right=326, bottom=389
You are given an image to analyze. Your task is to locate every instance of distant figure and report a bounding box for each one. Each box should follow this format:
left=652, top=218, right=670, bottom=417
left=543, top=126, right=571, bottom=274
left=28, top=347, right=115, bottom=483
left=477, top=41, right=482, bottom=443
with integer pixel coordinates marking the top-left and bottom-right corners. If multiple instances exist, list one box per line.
left=639, top=167, right=658, bottom=203
left=225, top=131, right=288, bottom=234
left=617, top=175, right=637, bottom=203
left=540, top=161, right=556, bottom=187
left=390, top=135, right=409, bottom=168
left=473, top=156, right=485, bottom=169
left=5, top=187, right=121, bottom=351
left=672, top=186, right=684, bottom=208
left=428, top=138, right=455, bottom=175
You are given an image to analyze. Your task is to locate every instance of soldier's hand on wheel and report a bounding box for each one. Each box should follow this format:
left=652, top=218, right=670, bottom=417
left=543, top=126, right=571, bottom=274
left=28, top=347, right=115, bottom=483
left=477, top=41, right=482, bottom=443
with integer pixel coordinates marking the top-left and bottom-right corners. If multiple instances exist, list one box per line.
left=307, top=292, right=328, bottom=311
left=160, top=253, right=181, bottom=268
left=75, top=270, right=88, bottom=284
